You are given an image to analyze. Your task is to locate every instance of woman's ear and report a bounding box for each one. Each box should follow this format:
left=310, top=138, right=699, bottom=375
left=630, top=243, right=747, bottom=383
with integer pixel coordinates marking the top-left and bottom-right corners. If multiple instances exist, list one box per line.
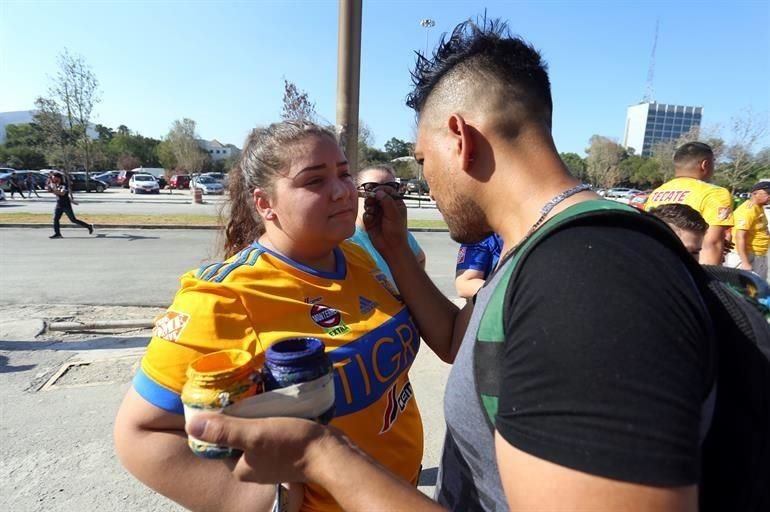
left=253, top=188, right=274, bottom=221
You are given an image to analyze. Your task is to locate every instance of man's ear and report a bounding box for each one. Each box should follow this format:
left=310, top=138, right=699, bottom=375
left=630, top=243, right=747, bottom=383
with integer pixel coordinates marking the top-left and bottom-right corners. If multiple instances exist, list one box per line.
left=253, top=188, right=274, bottom=221
left=448, top=113, right=474, bottom=173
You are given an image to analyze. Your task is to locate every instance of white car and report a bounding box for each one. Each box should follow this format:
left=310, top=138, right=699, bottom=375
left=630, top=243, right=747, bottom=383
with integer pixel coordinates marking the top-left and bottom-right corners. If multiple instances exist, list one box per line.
left=192, top=176, right=225, bottom=195
left=0, top=187, right=5, bottom=201
left=129, top=174, right=160, bottom=194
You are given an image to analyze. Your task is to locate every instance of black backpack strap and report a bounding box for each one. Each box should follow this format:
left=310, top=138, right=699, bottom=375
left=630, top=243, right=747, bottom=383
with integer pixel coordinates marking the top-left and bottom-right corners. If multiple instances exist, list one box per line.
left=475, top=200, right=651, bottom=429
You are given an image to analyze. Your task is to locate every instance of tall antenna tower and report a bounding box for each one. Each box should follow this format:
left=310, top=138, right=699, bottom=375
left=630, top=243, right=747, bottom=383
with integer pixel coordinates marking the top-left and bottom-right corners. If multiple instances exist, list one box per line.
left=642, top=19, right=659, bottom=103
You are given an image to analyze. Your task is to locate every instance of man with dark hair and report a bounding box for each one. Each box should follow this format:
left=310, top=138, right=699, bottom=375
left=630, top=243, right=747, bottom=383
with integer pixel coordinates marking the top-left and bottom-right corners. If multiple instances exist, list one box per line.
left=648, top=203, right=708, bottom=259
left=732, top=181, right=770, bottom=279
left=182, top=19, right=714, bottom=512
left=646, top=141, right=733, bottom=264
left=47, top=171, right=93, bottom=239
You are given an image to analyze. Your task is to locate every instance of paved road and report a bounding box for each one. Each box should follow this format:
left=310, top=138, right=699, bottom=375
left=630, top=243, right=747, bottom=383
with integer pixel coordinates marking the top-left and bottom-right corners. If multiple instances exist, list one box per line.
left=0, top=188, right=444, bottom=220
left=0, top=229, right=459, bottom=306
left=0, top=228, right=460, bottom=510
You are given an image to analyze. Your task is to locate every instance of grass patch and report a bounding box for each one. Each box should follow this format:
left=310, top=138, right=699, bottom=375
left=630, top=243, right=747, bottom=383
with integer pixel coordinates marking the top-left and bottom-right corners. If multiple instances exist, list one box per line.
left=0, top=213, right=220, bottom=225
left=408, top=219, right=448, bottom=229
left=0, top=212, right=448, bottom=229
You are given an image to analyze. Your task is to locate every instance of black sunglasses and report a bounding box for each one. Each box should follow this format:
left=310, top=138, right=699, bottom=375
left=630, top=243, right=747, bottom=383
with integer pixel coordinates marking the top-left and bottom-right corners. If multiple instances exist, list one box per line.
left=357, top=181, right=400, bottom=193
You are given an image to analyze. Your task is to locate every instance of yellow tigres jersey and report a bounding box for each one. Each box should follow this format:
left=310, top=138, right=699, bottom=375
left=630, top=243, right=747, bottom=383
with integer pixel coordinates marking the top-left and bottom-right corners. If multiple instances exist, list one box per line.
left=734, top=200, right=770, bottom=255
left=646, top=177, right=734, bottom=226
left=134, top=241, right=423, bottom=512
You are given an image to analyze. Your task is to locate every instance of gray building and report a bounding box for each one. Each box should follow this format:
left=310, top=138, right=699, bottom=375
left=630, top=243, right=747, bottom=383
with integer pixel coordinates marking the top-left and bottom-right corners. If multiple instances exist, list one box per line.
left=622, top=102, right=703, bottom=157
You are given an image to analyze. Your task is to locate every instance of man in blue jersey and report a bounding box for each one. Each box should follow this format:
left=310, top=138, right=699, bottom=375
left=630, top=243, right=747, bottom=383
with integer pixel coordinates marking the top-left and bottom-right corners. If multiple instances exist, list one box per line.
left=455, top=233, right=503, bottom=298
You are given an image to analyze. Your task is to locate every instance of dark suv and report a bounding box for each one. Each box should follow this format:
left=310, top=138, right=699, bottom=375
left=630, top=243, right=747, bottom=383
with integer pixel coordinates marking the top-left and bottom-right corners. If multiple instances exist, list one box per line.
left=406, top=179, right=430, bottom=194
left=69, top=172, right=108, bottom=192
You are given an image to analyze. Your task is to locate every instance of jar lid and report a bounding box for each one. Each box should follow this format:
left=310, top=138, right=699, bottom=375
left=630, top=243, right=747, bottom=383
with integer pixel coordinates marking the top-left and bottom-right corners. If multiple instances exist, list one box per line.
left=266, top=337, right=326, bottom=366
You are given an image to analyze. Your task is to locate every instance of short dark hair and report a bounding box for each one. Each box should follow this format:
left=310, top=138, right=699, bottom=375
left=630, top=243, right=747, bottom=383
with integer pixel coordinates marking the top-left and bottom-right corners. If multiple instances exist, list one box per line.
left=648, top=204, right=708, bottom=234
left=406, top=18, right=552, bottom=124
left=673, top=142, right=713, bottom=166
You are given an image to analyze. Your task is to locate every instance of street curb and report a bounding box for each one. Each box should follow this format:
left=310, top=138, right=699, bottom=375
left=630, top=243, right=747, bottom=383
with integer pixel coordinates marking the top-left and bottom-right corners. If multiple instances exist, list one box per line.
left=0, top=223, right=450, bottom=232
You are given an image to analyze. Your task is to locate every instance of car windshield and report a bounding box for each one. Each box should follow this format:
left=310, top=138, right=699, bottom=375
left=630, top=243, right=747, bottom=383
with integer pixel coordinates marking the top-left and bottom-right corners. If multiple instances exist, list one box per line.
left=198, top=177, right=215, bottom=183
left=135, top=175, right=154, bottom=181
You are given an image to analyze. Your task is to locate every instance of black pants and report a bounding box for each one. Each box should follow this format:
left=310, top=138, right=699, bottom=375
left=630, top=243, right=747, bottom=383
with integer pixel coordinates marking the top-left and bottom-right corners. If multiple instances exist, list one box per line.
left=9, top=184, right=25, bottom=199
left=53, top=204, right=90, bottom=235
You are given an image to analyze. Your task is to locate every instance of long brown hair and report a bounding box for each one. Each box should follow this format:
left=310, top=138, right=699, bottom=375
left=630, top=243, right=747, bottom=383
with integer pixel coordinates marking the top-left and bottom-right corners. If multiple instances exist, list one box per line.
left=223, top=121, right=338, bottom=259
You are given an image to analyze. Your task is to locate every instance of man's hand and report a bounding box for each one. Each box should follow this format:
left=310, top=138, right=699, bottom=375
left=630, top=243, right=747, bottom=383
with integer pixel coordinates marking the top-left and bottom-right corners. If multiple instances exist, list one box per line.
left=186, top=413, right=446, bottom=512
left=740, top=261, right=754, bottom=272
left=363, top=188, right=409, bottom=256
left=186, top=414, right=336, bottom=485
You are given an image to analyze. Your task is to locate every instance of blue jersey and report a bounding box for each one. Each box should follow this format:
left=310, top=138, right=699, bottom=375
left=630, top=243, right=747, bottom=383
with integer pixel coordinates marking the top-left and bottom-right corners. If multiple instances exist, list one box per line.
left=348, top=226, right=422, bottom=285
left=455, top=233, right=504, bottom=278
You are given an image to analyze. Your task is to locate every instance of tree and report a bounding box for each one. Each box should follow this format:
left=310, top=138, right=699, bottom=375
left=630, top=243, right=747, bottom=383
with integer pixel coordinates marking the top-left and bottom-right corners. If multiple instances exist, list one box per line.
left=560, top=152, right=587, bottom=181
left=716, top=109, right=769, bottom=193
left=156, top=140, right=178, bottom=171
left=585, top=135, right=627, bottom=188
left=117, top=154, right=142, bottom=171
left=384, top=137, right=413, bottom=159
left=281, top=79, right=316, bottom=122
left=49, top=49, right=100, bottom=174
left=95, top=124, right=115, bottom=142
left=0, top=146, right=47, bottom=169
left=33, top=96, right=76, bottom=170
left=166, top=119, right=207, bottom=173
left=4, top=123, right=42, bottom=147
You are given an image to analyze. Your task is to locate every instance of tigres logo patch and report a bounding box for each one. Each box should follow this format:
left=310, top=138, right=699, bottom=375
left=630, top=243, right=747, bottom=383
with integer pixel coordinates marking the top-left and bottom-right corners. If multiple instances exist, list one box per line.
left=152, top=310, right=190, bottom=342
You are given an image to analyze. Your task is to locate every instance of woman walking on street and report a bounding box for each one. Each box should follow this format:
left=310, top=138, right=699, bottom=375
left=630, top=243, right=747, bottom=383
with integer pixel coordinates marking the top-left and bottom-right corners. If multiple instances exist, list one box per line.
left=47, top=171, right=93, bottom=239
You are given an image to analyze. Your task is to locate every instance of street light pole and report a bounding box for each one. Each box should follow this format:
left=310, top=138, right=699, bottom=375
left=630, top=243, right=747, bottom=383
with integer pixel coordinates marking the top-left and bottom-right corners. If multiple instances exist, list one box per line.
left=417, top=18, right=435, bottom=189
left=337, top=0, right=363, bottom=172
left=420, top=18, right=435, bottom=57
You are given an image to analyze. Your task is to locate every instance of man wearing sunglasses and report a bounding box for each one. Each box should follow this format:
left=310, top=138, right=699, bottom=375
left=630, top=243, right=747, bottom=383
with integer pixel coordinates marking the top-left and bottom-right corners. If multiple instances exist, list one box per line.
left=349, top=165, right=425, bottom=285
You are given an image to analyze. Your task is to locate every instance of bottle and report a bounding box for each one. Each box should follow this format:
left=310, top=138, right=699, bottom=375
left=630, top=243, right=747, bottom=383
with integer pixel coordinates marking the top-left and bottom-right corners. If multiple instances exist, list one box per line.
left=263, top=337, right=335, bottom=424
left=182, top=349, right=261, bottom=458
left=263, top=338, right=335, bottom=512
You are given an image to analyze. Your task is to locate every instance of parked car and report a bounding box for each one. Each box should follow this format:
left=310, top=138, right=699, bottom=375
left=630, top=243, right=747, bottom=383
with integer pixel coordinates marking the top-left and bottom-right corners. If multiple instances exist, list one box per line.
left=92, top=170, right=121, bottom=186
left=169, top=174, right=191, bottom=189
left=406, top=179, right=430, bottom=194
left=155, top=175, right=168, bottom=189
left=69, top=172, right=108, bottom=192
left=117, top=169, right=135, bottom=188
left=604, top=187, right=640, bottom=199
left=192, top=175, right=225, bottom=195
left=129, top=174, right=160, bottom=194
left=0, top=188, right=6, bottom=201
left=628, top=191, right=651, bottom=210
left=202, top=172, right=225, bottom=182
left=0, top=168, right=18, bottom=192
left=17, top=171, right=49, bottom=190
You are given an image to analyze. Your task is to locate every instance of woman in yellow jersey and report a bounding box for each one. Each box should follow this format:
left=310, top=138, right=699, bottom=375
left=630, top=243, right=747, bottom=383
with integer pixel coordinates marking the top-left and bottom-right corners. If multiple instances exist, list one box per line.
left=114, top=121, right=427, bottom=512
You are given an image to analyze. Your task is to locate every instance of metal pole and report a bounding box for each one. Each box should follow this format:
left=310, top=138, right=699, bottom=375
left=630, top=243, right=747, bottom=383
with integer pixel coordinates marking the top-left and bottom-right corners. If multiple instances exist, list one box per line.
left=336, top=0, right=362, bottom=171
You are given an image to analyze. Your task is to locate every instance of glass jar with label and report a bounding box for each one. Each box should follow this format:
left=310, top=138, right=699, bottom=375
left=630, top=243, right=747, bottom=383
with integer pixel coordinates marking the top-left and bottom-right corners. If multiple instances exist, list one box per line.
left=182, top=349, right=260, bottom=458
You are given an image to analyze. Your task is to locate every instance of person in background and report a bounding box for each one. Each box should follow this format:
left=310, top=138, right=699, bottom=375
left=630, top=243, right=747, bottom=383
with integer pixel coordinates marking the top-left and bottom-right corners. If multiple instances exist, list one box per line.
left=114, top=121, right=432, bottom=512
left=25, top=174, right=41, bottom=198
left=455, top=232, right=503, bottom=298
left=645, top=142, right=733, bottom=265
left=46, top=171, right=93, bottom=239
left=349, top=164, right=425, bottom=283
left=732, top=181, right=770, bottom=279
left=647, top=204, right=708, bottom=260
left=8, top=173, right=26, bottom=199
